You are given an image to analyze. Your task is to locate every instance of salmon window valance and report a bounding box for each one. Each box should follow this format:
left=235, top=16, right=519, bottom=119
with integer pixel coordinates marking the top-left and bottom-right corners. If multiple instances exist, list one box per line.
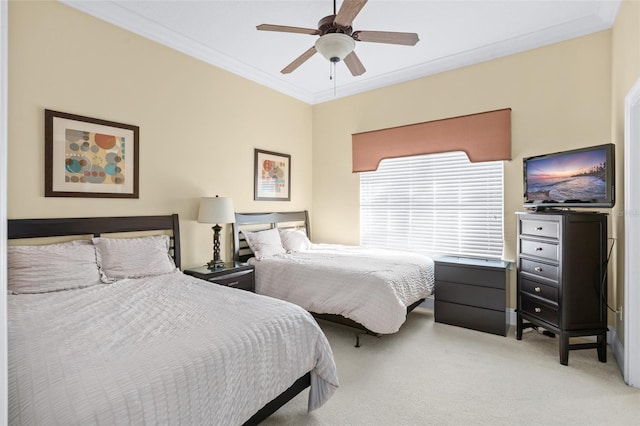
left=352, top=108, right=511, bottom=172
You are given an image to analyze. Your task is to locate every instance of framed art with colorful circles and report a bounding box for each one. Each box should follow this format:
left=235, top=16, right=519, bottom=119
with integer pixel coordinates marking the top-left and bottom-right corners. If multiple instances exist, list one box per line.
left=254, top=149, right=291, bottom=201
left=44, top=109, right=139, bottom=198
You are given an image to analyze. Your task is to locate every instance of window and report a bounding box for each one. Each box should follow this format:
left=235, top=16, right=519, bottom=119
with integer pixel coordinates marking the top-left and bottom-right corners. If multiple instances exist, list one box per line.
left=359, top=151, right=504, bottom=259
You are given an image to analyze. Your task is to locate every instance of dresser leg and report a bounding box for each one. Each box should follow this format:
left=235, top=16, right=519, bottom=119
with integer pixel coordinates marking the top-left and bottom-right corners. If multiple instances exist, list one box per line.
left=516, top=314, right=523, bottom=340
left=597, top=333, right=607, bottom=363
left=559, top=334, right=569, bottom=366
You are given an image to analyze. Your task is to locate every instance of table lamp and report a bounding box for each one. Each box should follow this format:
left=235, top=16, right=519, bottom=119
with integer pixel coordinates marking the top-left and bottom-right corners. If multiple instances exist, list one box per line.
left=197, top=195, right=235, bottom=269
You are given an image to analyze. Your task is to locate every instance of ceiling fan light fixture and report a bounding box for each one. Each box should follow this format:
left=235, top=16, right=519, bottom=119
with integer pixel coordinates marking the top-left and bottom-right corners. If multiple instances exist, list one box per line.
left=259, top=0, right=418, bottom=75
left=315, top=33, right=355, bottom=63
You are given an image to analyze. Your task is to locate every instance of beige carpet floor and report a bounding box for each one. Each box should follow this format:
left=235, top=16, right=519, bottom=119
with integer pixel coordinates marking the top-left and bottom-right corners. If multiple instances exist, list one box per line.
left=261, top=308, right=640, bottom=425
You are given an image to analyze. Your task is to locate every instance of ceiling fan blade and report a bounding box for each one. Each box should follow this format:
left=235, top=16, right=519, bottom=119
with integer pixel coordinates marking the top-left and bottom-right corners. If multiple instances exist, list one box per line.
left=344, top=51, right=366, bottom=76
left=334, top=0, right=368, bottom=28
left=257, top=24, right=319, bottom=35
left=281, top=46, right=317, bottom=74
left=353, top=30, right=419, bottom=46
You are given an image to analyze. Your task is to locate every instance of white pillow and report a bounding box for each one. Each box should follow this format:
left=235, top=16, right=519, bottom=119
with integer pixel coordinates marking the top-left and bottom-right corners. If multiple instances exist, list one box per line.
left=8, top=240, right=101, bottom=294
left=93, top=235, right=177, bottom=281
left=242, top=228, right=286, bottom=260
left=279, top=228, right=312, bottom=252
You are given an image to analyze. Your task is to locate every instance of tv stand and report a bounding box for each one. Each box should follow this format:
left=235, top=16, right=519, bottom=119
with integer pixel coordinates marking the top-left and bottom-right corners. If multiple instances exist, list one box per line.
left=515, top=211, right=608, bottom=365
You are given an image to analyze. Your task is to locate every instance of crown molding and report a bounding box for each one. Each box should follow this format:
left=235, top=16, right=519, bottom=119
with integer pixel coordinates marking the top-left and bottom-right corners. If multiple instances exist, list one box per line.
left=311, top=2, right=620, bottom=104
left=60, top=0, right=317, bottom=103
left=61, top=1, right=620, bottom=106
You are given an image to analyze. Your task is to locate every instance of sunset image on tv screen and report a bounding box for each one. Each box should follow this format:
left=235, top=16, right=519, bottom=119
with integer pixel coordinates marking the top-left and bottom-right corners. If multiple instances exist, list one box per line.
left=526, top=148, right=607, bottom=201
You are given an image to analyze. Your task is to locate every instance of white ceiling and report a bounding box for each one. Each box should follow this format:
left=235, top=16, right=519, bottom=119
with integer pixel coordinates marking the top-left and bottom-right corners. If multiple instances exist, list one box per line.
left=61, top=0, right=621, bottom=105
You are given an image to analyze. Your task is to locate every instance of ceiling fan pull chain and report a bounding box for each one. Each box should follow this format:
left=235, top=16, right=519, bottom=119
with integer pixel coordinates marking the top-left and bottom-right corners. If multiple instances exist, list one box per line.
left=333, top=62, right=337, bottom=96
left=329, top=61, right=337, bottom=96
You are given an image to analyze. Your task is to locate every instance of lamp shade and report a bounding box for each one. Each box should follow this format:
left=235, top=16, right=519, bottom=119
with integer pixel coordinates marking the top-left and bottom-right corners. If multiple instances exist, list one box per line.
left=197, top=196, right=235, bottom=224
left=315, top=33, right=355, bottom=62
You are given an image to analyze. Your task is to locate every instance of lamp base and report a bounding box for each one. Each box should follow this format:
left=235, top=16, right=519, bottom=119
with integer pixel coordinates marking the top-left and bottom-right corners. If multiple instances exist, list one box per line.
left=207, top=223, right=225, bottom=270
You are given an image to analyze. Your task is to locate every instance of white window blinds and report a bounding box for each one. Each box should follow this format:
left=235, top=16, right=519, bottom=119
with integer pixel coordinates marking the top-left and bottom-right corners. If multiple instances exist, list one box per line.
left=359, top=151, right=504, bottom=259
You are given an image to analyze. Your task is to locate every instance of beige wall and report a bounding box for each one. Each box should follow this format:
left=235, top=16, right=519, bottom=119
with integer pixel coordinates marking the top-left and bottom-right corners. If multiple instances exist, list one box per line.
left=610, top=0, right=640, bottom=341
left=311, top=31, right=613, bottom=309
left=8, top=1, right=637, bottom=322
left=8, top=1, right=313, bottom=268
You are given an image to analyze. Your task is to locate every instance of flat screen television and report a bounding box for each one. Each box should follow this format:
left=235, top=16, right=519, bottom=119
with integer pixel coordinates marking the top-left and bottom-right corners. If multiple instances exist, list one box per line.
left=523, top=143, right=615, bottom=210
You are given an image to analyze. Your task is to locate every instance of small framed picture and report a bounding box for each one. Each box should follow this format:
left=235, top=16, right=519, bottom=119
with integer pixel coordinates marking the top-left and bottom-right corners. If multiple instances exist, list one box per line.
left=254, top=149, right=291, bottom=201
left=44, top=109, right=139, bottom=198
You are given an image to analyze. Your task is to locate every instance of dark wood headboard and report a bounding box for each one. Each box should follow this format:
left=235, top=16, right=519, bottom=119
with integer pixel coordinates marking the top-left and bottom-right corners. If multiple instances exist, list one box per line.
left=233, top=211, right=309, bottom=262
left=7, top=214, right=182, bottom=269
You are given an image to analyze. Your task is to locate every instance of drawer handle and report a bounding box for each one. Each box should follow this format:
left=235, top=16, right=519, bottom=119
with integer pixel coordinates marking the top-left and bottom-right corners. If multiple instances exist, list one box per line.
left=226, top=281, right=240, bottom=287
left=535, top=226, right=543, bottom=231
left=535, top=247, right=543, bottom=251
left=534, top=307, right=542, bottom=313
left=534, top=267, right=542, bottom=272
left=534, top=287, right=541, bottom=293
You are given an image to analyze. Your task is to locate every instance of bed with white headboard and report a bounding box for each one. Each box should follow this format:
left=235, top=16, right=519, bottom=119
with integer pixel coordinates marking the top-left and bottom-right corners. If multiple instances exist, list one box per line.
left=7, top=214, right=338, bottom=425
left=233, top=211, right=434, bottom=342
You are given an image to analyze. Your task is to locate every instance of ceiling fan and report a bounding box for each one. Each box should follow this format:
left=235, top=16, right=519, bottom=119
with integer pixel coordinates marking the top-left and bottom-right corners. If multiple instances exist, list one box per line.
left=257, top=0, right=419, bottom=76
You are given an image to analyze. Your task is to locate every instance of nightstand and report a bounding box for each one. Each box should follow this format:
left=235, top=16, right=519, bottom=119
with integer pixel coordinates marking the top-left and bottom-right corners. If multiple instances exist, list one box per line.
left=434, top=256, right=510, bottom=336
left=183, top=262, right=255, bottom=292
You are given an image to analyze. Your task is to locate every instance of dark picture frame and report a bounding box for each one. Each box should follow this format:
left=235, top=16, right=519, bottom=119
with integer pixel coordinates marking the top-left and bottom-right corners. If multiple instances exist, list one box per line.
left=45, top=109, right=139, bottom=198
left=254, top=149, right=291, bottom=201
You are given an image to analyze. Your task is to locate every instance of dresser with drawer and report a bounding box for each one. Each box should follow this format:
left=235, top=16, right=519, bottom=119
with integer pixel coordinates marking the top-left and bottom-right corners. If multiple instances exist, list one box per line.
left=515, top=211, right=608, bottom=365
left=434, top=256, right=510, bottom=336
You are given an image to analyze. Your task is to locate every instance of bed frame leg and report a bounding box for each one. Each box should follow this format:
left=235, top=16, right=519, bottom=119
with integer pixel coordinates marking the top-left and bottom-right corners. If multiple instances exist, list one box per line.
left=355, top=333, right=361, bottom=348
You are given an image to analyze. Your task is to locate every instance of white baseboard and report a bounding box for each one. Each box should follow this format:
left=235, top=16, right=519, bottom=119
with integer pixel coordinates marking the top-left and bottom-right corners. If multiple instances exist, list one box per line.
left=420, top=296, right=434, bottom=310
left=610, top=326, right=624, bottom=375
